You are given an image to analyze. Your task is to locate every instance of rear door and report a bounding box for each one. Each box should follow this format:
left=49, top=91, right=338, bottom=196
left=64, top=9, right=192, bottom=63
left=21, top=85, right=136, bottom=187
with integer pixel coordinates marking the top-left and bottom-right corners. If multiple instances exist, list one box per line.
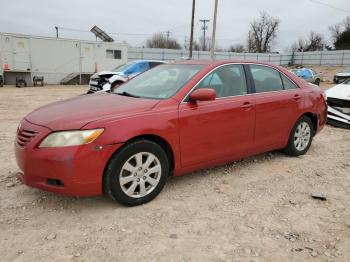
left=248, top=64, right=304, bottom=150
left=178, top=64, right=255, bottom=167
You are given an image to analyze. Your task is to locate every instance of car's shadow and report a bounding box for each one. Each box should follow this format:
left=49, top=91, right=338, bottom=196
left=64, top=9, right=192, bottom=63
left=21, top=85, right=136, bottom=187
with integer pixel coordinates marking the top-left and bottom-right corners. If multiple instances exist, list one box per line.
left=23, top=150, right=288, bottom=210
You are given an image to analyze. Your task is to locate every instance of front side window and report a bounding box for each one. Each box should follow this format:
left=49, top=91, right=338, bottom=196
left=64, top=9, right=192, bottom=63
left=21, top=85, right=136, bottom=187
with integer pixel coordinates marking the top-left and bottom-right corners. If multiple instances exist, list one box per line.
left=114, top=64, right=204, bottom=99
left=281, top=74, right=298, bottom=90
left=250, top=65, right=284, bottom=93
left=196, top=64, right=247, bottom=98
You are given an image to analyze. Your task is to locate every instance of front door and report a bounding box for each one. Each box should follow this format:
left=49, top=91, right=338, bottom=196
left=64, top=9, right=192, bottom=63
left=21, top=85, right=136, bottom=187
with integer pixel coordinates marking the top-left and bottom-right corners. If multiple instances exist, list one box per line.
left=178, top=64, right=255, bottom=167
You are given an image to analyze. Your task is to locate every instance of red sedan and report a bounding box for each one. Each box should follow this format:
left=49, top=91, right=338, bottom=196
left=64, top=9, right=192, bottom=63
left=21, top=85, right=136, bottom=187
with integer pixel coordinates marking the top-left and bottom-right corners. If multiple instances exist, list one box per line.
left=15, top=60, right=327, bottom=206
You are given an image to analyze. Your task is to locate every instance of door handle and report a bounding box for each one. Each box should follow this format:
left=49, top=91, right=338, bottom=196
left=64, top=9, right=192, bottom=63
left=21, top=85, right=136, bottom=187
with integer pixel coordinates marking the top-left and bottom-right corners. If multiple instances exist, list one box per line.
left=241, top=102, right=254, bottom=109
left=293, top=94, right=302, bottom=101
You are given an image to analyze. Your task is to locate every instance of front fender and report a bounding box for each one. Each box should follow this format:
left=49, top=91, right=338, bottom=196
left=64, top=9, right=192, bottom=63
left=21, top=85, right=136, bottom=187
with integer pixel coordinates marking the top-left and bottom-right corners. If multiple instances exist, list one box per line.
left=83, top=102, right=181, bottom=171
left=109, top=75, right=127, bottom=84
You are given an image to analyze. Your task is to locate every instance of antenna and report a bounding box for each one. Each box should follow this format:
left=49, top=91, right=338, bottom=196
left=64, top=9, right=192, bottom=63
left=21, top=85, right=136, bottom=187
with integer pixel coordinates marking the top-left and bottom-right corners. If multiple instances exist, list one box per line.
left=90, top=25, right=114, bottom=42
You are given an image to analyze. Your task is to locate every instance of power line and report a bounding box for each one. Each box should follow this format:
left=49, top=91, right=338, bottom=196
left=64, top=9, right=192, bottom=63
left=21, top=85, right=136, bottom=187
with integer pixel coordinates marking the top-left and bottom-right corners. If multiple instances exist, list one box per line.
left=308, top=0, right=350, bottom=14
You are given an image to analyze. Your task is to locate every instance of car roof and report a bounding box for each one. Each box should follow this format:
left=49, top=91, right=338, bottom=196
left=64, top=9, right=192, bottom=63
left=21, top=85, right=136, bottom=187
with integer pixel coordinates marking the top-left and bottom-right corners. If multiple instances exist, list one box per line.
left=134, top=59, right=166, bottom=63
left=169, top=59, right=282, bottom=68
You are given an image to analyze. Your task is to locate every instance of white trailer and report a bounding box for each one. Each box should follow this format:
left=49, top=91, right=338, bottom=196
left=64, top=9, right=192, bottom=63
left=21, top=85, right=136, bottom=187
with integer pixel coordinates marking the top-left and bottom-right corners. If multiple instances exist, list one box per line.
left=0, top=32, right=128, bottom=85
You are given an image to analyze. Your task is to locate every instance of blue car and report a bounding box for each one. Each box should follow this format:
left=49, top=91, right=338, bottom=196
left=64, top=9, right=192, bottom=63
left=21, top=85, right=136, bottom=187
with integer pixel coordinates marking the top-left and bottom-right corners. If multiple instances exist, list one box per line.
left=88, top=60, right=166, bottom=94
left=290, top=68, right=322, bottom=86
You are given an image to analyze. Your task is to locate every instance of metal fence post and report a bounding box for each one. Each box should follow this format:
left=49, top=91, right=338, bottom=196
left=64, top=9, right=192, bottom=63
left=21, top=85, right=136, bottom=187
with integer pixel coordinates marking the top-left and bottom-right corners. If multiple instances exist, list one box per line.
left=341, top=50, right=345, bottom=66
left=279, top=54, right=282, bottom=65
left=162, top=49, right=164, bottom=61
left=319, top=51, right=323, bottom=65
left=301, top=52, right=304, bottom=65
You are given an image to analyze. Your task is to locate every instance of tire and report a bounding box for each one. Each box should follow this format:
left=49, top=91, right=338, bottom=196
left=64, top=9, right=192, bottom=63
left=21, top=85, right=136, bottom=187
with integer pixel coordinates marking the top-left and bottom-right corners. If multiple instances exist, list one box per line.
left=284, top=116, right=314, bottom=156
left=314, top=79, right=320, bottom=86
left=103, top=139, right=169, bottom=206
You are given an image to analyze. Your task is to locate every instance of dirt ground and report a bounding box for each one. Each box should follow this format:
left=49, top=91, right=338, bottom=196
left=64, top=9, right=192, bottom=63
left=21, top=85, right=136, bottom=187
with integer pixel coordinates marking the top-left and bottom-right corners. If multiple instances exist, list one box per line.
left=0, top=80, right=349, bottom=262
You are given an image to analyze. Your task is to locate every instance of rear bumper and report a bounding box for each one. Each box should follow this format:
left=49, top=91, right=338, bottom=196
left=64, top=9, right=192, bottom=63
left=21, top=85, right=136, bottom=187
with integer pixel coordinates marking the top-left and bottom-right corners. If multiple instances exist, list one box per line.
left=15, top=119, right=122, bottom=196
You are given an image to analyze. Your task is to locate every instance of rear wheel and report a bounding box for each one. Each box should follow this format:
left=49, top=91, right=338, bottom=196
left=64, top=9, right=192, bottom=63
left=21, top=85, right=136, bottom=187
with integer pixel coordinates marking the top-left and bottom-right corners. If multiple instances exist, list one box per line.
left=104, top=139, right=169, bottom=206
left=285, top=116, right=313, bottom=156
left=314, top=79, right=320, bottom=86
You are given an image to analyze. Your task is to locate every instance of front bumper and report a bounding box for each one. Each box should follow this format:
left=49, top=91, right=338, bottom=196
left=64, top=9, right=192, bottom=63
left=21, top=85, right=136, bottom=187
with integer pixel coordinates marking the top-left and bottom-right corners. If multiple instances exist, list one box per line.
left=88, top=78, right=107, bottom=93
left=334, top=75, right=350, bottom=83
left=15, top=119, right=122, bottom=196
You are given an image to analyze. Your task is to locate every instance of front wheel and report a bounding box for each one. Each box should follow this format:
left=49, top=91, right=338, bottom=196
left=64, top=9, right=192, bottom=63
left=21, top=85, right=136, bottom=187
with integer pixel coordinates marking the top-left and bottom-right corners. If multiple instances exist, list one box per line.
left=314, top=79, right=320, bottom=86
left=284, top=116, right=313, bottom=156
left=104, top=139, right=169, bottom=206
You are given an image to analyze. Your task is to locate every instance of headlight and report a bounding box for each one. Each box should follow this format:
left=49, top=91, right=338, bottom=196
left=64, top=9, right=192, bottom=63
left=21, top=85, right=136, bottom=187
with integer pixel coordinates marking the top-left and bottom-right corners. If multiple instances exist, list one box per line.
left=39, top=129, right=104, bottom=148
left=90, top=73, right=98, bottom=79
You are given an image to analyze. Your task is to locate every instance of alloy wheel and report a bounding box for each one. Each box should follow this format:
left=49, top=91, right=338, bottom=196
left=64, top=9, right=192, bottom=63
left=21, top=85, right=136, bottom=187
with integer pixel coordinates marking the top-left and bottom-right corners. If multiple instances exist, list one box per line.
left=119, top=152, right=162, bottom=198
left=293, top=122, right=311, bottom=151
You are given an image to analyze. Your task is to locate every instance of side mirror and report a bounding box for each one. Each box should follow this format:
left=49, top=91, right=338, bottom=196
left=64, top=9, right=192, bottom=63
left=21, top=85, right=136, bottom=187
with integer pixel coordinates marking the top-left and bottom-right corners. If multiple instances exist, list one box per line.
left=189, top=88, right=216, bottom=102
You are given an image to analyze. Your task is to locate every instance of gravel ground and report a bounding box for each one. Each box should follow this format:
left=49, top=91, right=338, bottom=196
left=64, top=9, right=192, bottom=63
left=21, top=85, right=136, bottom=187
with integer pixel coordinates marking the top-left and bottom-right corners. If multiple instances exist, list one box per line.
left=0, top=83, right=349, bottom=262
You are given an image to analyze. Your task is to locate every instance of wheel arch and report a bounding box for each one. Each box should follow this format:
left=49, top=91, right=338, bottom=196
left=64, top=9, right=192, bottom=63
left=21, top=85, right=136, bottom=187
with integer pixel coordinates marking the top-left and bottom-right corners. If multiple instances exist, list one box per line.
left=102, top=133, right=175, bottom=196
left=301, top=112, right=318, bottom=135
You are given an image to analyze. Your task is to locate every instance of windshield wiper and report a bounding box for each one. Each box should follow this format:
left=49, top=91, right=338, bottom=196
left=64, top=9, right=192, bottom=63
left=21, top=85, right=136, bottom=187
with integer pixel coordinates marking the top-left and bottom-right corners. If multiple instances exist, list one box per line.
left=116, top=91, right=140, bottom=98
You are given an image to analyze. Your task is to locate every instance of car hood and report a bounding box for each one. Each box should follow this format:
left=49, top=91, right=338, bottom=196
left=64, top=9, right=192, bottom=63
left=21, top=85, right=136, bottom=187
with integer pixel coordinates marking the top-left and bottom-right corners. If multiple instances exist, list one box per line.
left=25, top=93, right=160, bottom=130
left=335, top=72, right=350, bottom=77
left=325, top=83, right=350, bottom=101
left=98, top=71, right=123, bottom=76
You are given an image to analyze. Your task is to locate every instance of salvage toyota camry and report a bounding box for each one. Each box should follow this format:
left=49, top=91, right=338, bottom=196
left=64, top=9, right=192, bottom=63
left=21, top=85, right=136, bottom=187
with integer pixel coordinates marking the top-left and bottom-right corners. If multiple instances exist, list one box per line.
left=15, top=60, right=327, bottom=206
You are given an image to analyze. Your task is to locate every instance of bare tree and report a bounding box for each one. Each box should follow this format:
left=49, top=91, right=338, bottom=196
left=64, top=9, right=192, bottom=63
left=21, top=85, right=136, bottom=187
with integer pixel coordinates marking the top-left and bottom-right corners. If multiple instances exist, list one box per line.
left=329, top=16, right=350, bottom=50
left=192, top=40, right=201, bottom=51
left=290, top=38, right=306, bottom=52
left=329, top=23, right=342, bottom=40
left=146, top=33, right=182, bottom=49
left=229, top=44, right=245, bottom=53
left=304, top=32, right=324, bottom=51
left=290, top=32, right=324, bottom=52
left=247, top=11, right=280, bottom=53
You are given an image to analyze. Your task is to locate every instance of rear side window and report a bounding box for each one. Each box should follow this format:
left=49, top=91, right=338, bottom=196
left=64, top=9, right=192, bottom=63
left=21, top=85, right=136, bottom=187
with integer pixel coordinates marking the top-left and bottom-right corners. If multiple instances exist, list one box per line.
left=281, top=74, right=298, bottom=90
left=250, top=65, right=283, bottom=93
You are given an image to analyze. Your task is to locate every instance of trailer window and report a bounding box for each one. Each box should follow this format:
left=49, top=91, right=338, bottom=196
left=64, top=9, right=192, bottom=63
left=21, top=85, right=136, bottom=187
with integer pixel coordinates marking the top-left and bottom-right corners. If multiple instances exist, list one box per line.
left=106, top=49, right=122, bottom=59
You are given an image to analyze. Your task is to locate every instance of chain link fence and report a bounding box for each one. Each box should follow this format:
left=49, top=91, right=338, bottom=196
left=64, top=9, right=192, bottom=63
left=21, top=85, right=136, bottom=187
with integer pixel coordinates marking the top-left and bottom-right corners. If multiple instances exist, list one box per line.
left=128, top=47, right=350, bottom=66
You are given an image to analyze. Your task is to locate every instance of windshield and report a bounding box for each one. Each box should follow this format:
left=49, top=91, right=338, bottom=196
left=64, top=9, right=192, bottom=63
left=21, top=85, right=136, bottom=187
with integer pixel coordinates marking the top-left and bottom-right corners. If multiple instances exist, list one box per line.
left=342, top=78, right=350, bottom=84
left=112, top=62, right=136, bottom=72
left=114, top=64, right=204, bottom=99
left=342, top=67, right=350, bottom=73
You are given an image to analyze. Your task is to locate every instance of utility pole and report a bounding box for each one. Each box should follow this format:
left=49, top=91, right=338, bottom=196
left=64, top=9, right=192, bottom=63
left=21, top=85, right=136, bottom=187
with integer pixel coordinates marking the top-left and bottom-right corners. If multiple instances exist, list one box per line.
left=165, top=31, right=171, bottom=48
left=210, top=0, right=218, bottom=59
left=55, top=26, right=59, bottom=38
left=189, top=0, right=196, bottom=58
left=199, top=19, right=210, bottom=51
left=165, top=31, right=171, bottom=42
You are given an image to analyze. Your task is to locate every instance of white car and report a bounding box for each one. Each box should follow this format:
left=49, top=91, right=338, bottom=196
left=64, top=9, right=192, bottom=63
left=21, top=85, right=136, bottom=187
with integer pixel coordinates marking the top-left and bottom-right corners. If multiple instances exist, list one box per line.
left=325, top=78, right=350, bottom=129
left=87, top=60, right=166, bottom=94
left=333, top=67, right=350, bottom=84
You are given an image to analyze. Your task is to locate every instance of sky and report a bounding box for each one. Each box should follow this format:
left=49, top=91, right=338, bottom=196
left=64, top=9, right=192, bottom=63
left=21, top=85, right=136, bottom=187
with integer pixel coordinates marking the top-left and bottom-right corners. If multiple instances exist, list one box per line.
left=0, top=0, right=349, bottom=51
